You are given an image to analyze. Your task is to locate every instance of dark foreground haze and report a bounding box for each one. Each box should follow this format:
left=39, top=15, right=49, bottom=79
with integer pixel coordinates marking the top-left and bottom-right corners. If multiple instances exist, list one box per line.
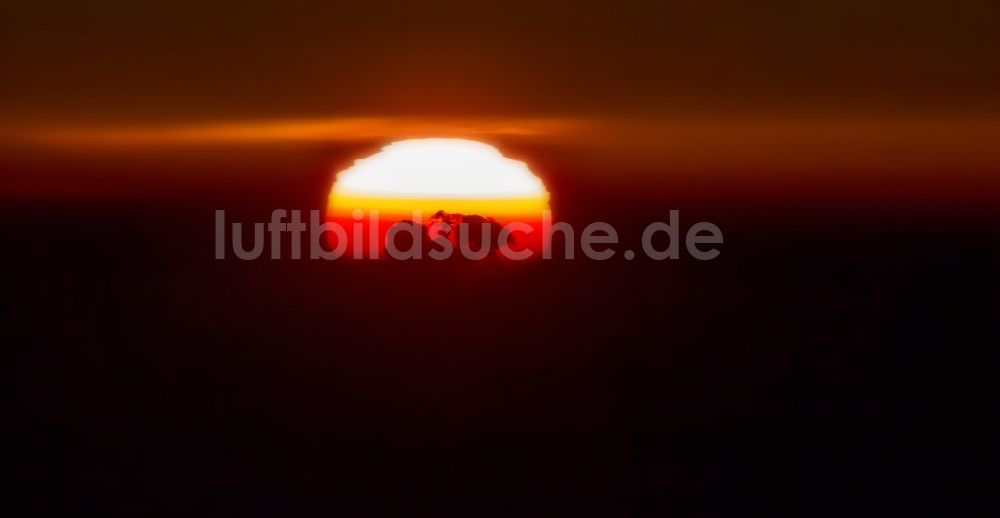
left=4, top=140, right=998, bottom=514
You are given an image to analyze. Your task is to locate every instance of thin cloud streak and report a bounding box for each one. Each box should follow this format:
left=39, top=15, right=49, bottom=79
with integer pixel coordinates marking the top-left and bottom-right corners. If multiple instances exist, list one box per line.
left=16, top=117, right=589, bottom=147
left=7, top=115, right=1000, bottom=172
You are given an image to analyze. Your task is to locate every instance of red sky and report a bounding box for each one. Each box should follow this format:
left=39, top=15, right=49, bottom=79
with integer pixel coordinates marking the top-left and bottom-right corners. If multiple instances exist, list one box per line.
left=2, top=1, right=999, bottom=206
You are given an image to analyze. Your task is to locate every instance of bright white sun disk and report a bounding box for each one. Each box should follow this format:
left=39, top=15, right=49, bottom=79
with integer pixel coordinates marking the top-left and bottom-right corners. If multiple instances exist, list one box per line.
left=333, top=138, right=548, bottom=199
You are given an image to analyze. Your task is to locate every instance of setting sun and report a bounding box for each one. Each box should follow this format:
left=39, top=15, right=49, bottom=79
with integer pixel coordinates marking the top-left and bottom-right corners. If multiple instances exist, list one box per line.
left=327, top=138, right=550, bottom=257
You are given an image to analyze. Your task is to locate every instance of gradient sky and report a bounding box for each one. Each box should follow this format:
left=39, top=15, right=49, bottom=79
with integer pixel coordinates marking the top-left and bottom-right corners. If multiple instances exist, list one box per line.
left=2, top=0, right=1000, bottom=123
left=2, top=1, right=999, bottom=207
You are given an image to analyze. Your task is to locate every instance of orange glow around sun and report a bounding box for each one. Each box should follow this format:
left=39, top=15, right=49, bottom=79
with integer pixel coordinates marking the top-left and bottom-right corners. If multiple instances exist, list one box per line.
left=327, top=138, right=550, bottom=257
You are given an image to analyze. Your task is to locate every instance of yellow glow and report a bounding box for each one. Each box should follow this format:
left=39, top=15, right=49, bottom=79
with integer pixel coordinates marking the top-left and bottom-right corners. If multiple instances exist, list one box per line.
left=328, top=138, right=549, bottom=218
left=328, top=195, right=549, bottom=218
